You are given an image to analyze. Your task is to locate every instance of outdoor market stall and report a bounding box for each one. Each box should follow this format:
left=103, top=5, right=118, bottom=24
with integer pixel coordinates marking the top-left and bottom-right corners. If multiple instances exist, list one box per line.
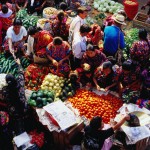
left=0, top=0, right=150, bottom=149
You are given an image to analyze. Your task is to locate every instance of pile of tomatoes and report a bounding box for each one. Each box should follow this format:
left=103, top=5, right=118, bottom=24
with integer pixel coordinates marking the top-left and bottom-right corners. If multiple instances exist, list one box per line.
left=68, top=89, right=123, bottom=123
left=25, top=64, right=50, bottom=91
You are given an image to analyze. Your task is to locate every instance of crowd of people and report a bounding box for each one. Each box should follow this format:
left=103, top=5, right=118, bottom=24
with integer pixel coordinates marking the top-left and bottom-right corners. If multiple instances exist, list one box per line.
left=0, top=0, right=150, bottom=150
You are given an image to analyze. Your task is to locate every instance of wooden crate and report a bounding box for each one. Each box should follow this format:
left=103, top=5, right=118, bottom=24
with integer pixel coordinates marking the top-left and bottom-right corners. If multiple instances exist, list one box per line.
left=52, top=121, right=84, bottom=150
left=133, top=12, right=150, bottom=32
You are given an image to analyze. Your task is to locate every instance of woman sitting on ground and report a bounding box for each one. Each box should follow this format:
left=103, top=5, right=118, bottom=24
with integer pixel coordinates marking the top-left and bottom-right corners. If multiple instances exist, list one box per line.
left=93, top=61, right=120, bottom=92
left=79, top=44, right=107, bottom=87
left=118, top=61, right=141, bottom=99
left=4, top=18, right=27, bottom=58
left=46, top=37, right=71, bottom=77
left=27, top=26, right=53, bottom=60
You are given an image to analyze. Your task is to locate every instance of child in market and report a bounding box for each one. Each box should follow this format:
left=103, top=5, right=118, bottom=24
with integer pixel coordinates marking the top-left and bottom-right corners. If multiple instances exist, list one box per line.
left=93, top=61, right=119, bottom=92
left=118, top=61, right=141, bottom=100
left=69, top=70, right=81, bottom=90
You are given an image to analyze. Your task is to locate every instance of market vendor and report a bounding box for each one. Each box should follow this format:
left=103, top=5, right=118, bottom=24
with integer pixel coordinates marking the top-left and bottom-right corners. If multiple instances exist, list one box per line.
left=27, top=26, right=53, bottom=59
left=4, top=18, right=27, bottom=58
left=2, top=58, right=28, bottom=135
left=103, top=14, right=126, bottom=58
left=118, top=61, right=141, bottom=100
left=93, top=61, right=119, bottom=92
left=130, top=29, right=150, bottom=70
left=27, top=0, right=46, bottom=15
left=46, top=37, right=71, bottom=77
left=79, top=44, right=107, bottom=87
left=82, top=115, right=130, bottom=150
left=0, top=0, right=14, bottom=11
left=0, top=4, right=14, bottom=50
left=50, top=11, right=69, bottom=41
left=0, top=5, right=14, bottom=35
left=15, top=0, right=28, bottom=11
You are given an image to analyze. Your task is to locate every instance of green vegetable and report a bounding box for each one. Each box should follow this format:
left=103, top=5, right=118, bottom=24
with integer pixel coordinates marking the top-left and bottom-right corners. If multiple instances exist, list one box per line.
left=123, top=28, right=139, bottom=60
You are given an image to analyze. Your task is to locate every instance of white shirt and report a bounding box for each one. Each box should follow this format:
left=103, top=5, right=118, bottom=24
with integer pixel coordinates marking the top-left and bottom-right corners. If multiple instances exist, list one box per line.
left=0, top=9, right=12, bottom=18
left=6, top=26, right=27, bottom=42
left=72, top=32, right=87, bottom=59
left=26, top=35, right=34, bottom=55
left=31, top=0, right=34, bottom=6
left=69, top=15, right=85, bottom=39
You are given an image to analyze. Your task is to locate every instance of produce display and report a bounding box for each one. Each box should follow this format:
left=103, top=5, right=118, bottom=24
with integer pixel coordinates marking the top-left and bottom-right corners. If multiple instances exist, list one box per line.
left=43, top=7, right=57, bottom=18
left=37, top=18, right=49, bottom=29
left=16, top=9, right=28, bottom=19
left=59, top=79, right=76, bottom=101
left=68, top=89, right=123, bottom=123
left=93, top=0, right=124, bottom=14
left=93, top=13, right=106, bottom=26
left=17, top=9, right=39, bottom=29
left=0, top=54, right=30, bottom=78
left=123, top=28, right=139, bottom=59
left=0, top=74, right=7, bottom=90
left=28, top=90, right=54, bottom=108
left=41, top=73, right=65, bottom=97
left=25, top=64, right=50, bottom=91
left=85, top=16, right=95, bottom=25
left=124, top=0, right=136, bottom=5
left=22, top=15, right=39, bottom=29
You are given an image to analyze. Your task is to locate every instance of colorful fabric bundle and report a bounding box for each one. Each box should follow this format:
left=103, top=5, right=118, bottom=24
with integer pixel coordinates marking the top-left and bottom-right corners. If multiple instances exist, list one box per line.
left=0, top=111, right=9, bottom=126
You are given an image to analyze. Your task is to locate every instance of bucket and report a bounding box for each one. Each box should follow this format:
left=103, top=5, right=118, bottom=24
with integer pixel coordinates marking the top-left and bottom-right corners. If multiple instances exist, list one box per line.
left=123, top=0, right=139, bottom=20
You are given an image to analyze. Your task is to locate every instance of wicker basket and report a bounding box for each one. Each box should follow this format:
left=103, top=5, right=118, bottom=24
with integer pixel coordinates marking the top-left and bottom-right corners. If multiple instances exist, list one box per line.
left=133, top=12, right=150, bottom=32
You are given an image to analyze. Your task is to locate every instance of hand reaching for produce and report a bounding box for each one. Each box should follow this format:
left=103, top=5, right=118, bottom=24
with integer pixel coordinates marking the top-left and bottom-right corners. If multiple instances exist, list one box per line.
left=96, top=84, right=101, bottom=91
left=105, top=87, right=109, bottom=92
left=10, top=50, right=16, bottom=59
left=52, top=59, right=58, bottom=66
left=124, top=114, right=130, bottom=121
left=15, top=58, right=21, bottom=65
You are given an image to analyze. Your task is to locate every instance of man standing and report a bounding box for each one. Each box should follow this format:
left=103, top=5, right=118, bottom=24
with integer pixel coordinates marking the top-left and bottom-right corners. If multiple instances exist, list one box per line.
left=72, top=24, right=91, bottom=69
left=69, top=6, right=88, bottom=45
left=103, top=14, right=126, bottom=57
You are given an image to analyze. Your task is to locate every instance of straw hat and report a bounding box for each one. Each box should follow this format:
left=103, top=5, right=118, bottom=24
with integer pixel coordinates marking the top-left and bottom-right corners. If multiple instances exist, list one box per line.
left=113, top=14, right=126, bottom=25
